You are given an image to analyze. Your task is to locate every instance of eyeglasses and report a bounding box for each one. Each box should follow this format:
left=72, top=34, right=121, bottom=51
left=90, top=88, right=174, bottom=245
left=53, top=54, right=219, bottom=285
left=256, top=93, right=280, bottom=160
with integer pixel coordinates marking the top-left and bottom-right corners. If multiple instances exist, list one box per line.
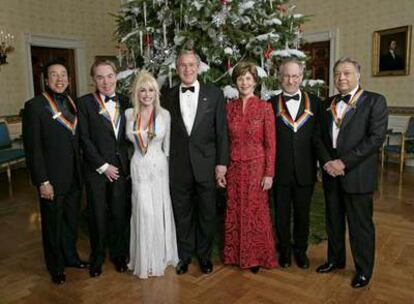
left=281, top=74, right=302, bottom=81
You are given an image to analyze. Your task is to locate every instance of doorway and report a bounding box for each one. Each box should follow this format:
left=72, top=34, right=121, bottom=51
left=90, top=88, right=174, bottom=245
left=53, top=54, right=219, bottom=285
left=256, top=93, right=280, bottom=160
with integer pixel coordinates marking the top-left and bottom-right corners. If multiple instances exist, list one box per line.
left=30, top=46, right=77, bottom=97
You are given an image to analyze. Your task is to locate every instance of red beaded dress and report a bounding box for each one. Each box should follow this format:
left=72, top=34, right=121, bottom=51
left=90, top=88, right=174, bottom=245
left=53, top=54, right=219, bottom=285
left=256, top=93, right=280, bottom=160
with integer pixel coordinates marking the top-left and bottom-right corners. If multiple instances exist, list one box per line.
left=223, top=95, right=278, bottom=269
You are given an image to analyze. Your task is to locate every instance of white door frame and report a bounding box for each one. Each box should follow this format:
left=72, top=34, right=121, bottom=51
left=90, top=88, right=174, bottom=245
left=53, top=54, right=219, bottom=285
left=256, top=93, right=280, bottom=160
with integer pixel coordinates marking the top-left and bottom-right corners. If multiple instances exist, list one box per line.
left=303, top=28, right=338, bottom=96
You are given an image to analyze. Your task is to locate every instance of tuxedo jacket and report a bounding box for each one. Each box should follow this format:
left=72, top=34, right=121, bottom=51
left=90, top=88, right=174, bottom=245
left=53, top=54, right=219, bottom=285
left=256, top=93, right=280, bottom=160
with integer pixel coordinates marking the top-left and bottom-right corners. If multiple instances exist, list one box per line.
left=23, top=93, right=81, bottom=194
left=77, top=93, right=130, bottom=178
left=317, top=90, right=388, bottom=193
left=161, top=83, right=229, bottom=183
left=269, top=91, right=321, bottom=186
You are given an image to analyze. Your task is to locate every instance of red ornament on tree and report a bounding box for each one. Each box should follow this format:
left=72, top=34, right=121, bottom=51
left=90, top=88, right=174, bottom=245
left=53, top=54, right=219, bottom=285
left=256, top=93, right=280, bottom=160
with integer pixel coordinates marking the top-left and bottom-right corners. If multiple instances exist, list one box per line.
left=264, top=43, right=274, bottom=60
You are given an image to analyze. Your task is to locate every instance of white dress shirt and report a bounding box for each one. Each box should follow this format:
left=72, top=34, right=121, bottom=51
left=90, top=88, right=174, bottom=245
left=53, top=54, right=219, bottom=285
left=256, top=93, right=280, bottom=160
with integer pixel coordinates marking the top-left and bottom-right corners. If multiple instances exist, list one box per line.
left=97, top=92, right=119, bottom=174
left=284, top=90, right=301, bottom=121
left=179, top=80, right=200, bottom=135
left=332, top=86, right=359, bottom=148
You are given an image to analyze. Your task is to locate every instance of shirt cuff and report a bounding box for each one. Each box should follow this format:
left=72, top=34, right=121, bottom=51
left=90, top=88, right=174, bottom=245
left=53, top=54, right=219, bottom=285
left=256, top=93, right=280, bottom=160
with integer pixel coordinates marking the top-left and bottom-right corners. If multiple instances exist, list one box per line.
left=97, top=163, right=109, bottom=174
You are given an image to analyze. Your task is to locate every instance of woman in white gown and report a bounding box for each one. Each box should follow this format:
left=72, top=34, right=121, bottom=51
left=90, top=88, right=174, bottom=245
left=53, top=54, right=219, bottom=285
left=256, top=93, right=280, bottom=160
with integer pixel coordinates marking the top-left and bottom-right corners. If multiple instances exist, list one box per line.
left=126, top=71, right=178, bottom=278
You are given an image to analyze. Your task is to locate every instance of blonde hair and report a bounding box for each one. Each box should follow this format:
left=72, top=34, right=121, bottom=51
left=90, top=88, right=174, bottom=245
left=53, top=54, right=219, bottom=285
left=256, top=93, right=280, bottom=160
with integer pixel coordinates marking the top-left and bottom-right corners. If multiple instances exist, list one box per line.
left=130, top=70, right=161, bottom=115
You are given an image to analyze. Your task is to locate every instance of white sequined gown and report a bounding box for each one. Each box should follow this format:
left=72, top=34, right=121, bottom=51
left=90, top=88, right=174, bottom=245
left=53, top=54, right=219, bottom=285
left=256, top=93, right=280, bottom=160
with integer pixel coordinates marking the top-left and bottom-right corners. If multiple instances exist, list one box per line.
left=125, top=108, right=178, bottom=279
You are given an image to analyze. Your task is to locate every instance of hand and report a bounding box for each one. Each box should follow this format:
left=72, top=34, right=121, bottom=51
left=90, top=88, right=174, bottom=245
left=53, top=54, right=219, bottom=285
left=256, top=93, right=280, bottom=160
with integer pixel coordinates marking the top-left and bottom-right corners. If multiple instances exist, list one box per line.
left=215, top=165, right=227, bottom=188
left=216, top=175, right=227, bottom=188
left=39, top=183, right=54, bottom=200
left=104, top=164, right=120, bottom=182
left=261, top=176, right=273, bottom=191
left=323, top=160, right=345, bottom=177
left=215, top=165, right=227, bottom=178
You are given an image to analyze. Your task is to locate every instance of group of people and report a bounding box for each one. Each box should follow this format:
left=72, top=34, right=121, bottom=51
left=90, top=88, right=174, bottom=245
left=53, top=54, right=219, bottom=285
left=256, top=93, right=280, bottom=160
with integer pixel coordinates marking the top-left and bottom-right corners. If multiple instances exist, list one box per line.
left=23, top=48, right=388, bottom=290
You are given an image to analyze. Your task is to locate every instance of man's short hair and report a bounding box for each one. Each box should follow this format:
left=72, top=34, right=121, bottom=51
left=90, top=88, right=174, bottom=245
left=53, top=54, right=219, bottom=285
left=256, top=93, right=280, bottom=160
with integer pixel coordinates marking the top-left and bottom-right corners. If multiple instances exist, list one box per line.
left=90, top=59, right=117, bottom=77
left=278, top=58, right=305, bottom=76
left=43, top=60, right=69, bottom=79
left=176, top=48, right=201, bottom=66
left=334, top=56, right=361, bottom=73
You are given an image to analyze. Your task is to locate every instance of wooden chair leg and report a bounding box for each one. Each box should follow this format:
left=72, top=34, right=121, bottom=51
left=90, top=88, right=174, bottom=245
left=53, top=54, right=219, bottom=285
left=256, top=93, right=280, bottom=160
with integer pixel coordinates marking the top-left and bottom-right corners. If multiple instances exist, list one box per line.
left=6, top=164, right=13, bottom=196
left=400, top=139, right=406, bottom=173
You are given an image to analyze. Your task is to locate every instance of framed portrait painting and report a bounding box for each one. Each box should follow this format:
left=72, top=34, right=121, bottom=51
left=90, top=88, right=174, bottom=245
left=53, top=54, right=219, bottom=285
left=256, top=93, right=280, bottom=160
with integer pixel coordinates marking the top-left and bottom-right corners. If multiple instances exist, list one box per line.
left=372, top=25, right=412, bottom=76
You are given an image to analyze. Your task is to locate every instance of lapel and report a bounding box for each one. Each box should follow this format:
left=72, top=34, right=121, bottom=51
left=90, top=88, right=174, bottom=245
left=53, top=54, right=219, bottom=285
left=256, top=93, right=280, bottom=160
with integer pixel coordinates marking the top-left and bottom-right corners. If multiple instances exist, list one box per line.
left=326, top=97, right=335, bottom=141
left=296, top=91, right=306, bottom=121
left=172, top=86, right=189, bottom=135
left=41, top=93, right=77, bottom=135
left=191, top=84, right=209, bottom=136
left=92, top=93, right=117, bottom=138
left=116, top=94, right=126, bottom=142
left=338, top=91, right=366, bottom=131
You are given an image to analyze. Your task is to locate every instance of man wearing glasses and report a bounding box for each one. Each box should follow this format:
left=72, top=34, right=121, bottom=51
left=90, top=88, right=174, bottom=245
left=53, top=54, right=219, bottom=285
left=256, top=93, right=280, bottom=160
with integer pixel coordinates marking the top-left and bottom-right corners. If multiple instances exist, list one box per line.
left=269, top=58, right=322, bottom=270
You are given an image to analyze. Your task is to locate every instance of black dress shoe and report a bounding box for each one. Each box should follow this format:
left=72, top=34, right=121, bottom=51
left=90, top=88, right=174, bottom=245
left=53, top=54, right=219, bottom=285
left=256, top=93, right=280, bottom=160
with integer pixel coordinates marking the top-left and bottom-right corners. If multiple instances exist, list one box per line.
left=51, top=273, right=66, bottom=285
left=199, top=259, right=213, bottom=274
left=250, top=266, right=260, bottom=274
left=316, top=262, right=345, bottom=273
left=351, top=273, right=370, bottom=288
left=278, top=253, right=292, bottom=268
left=89, top=265, right=102, bottom=278
left=294, top=252, right=310, bottom=269
left=175, top=260, right=190, bottom=275
left=66, top=260, right=90, bottom=269
left=114, top=258, right=128, bottom=273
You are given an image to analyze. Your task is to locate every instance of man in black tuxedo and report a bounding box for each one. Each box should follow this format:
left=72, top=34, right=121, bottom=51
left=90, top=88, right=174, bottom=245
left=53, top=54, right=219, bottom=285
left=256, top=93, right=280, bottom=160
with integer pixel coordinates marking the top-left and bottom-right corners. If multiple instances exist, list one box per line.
left=315, top=57, right=388, bottom=288
left=269, top=58, right=321, bottom=269
left=380, top=39, right=404, bottom=71
left=78, top=60, right=130, bottom=277
left=23, top=61, right=87, bottom=285
left=161, top=49, right=229, bottom=275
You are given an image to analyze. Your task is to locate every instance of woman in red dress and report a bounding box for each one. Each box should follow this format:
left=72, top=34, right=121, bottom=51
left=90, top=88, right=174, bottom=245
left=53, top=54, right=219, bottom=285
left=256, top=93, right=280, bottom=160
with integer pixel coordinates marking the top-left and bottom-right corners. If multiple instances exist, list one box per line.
left=223, top=62, right=277, bottom=273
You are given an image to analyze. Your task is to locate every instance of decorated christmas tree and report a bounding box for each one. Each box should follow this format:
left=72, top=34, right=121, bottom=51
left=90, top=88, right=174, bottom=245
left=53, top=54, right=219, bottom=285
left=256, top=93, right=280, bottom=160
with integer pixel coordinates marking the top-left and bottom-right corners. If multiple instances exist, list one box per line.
left=114, top=0, right=324, bottom=99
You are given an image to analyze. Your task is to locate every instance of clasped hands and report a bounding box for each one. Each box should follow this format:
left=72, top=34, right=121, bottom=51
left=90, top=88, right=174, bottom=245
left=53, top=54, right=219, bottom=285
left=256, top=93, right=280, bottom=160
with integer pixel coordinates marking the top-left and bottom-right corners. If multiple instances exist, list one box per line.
left=323, top=159, right=345, bottom=177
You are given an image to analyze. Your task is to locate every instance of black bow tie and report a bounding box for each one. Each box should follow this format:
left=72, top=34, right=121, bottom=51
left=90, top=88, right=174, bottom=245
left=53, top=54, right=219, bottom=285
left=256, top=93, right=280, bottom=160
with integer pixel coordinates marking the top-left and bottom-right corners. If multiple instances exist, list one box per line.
left=104, top=95, right=118, bottom=103
left=181, top=86, right=195, bottom=93
left=283, top=94, right=300, bottom=101
left=336, top=94, right=351, bottom=104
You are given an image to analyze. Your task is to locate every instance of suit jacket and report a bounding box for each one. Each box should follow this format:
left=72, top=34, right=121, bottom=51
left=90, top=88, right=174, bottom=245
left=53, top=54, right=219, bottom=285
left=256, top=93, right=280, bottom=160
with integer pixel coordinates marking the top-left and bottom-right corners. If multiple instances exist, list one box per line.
left=269, top=91, right=321, bottom=186
left=380, top=51, right=404, bottom=71
left=161, top=83, right=229, bottom=183
left=23, top=93, right=81, bottom=194
left=77, top=93, right=130, bottom=178
left=317, top=90, right=388, bottom=193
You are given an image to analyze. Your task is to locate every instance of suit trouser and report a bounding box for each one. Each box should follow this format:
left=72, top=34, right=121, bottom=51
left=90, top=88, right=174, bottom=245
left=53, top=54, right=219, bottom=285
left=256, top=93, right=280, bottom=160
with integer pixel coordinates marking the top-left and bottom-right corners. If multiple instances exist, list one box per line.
left=170, top=159, right=216, bottom=261
left=39, top=178, right=81, bottom=275
left=323, top=177, right=375, bottom=278
left=86, top=173, right=129, bottom=266
left=273, top=182, right=314, bottom=254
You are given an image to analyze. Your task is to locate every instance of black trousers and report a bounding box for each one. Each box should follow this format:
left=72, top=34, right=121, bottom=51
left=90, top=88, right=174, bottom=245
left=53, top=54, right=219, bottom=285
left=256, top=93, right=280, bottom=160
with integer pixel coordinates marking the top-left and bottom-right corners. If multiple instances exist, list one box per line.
left=170, top=158, right=216, bottom=262
left=86, top=173, right=129, bottom=266
left=273, top=181, right=314, bottom=254
left=39, top=178, right=81, bottom=276
left=323, top=177, right=375, bottom=278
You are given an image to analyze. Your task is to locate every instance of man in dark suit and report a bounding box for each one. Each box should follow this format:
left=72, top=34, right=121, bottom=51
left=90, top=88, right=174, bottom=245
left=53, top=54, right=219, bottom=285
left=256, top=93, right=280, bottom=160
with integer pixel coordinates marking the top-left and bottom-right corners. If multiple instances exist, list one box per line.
left=23, top=60, right=87, bottom=285
left=380, top=39, right=404, bottom=71
left=78, top=60, right=130, bottom=278
left=315, top=57, right=388, bottom=288
left=269, top=58, right=321, bottom=269
left=161, top=49, right=229, bottom=275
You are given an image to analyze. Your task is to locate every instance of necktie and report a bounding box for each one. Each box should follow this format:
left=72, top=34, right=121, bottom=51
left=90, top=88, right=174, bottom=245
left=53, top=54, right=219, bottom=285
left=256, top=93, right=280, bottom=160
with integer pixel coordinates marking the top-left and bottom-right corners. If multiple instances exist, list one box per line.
left=283, top=94, right=300, bottom=101
left=104, top=95, right=118, bottom=103
left=181, top=86, right=195, bottom=93
left=337, top=94, right=351, bottom=104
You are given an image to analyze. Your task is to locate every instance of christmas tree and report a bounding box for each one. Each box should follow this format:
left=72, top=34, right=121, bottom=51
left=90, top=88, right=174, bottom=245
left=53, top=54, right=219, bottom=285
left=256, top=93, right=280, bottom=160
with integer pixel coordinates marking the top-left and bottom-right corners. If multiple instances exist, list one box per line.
left=114, top=0, right=324, bottom=99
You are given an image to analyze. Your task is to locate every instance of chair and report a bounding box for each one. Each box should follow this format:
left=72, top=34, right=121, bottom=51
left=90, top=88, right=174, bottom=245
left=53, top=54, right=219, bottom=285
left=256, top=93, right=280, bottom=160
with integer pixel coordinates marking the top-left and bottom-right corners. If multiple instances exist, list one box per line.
left=381, top=116, right=414, bottom=173
left=0, top=119, right=26, bottom=196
